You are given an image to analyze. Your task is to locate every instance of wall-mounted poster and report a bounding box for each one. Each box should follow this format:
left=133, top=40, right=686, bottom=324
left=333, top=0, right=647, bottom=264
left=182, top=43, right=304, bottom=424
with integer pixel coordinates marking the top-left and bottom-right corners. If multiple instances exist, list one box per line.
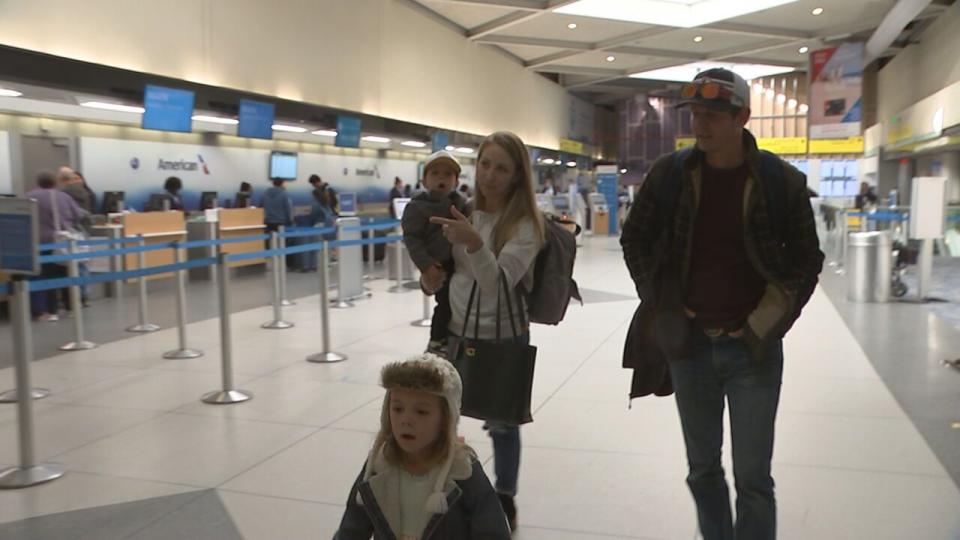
left=808, top=42, right=864, bottom=140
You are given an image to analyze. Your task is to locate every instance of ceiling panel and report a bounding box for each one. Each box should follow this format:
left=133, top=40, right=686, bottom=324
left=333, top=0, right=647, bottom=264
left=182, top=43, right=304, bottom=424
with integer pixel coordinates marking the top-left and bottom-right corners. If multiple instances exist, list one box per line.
left=552, top=51, right=661, bottom=69
left=497, top=12, right=655, bottom=42
left=416, top=0, right=518, bottom=30
left=730, top=0, right=895, bottom=32
left=739, top=43, right=819, bottom=65
left=496, top=43, right=569, bottom=61
left=629, top=28, right=772, bottom=53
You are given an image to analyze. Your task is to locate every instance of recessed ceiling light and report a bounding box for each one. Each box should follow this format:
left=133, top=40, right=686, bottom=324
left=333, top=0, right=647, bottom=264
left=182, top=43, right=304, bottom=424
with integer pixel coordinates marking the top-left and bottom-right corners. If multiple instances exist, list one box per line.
left=620, top=168, right=628, bottom=174
left=776, top=93, right=787, bottom=104
left=541, top=158, right=556, bottom=165
left=566, top=161, right=577, bottom=167
left=271, top=124, right=307, bottom=133
left=312, top=130, right=338, bottom=137
left=81, top=101, right=145, bottom=113
left=454, top=147, right=474, bottom=154
left=555, top=0, right=801, bottom=29
left=362, top=136, right=391, bottom=143
left=401, top=140, right=426, bottom=148
left=812, top=7, right=824, bottom=15
left=765, top=88, right=775, bottom=98
left=798, top=103, right=809, bottom=114
left=0, top=88, right=23, bottom=97
left=192, top=115, right=238, bottom=125
left=567, top=23, right=578, bottom=29
left=753, top=83, right=764, bottom=94
left=631, top=61, right=794, bottom=82
left=798, top=46, right=809, bottom=54
left=606, top=55, right=616, bottom=62
left=693, top=36, right=704, bottom=43
left=787, top=98, right=798, bottom=108
left=444, top=145, right=455, bottom=151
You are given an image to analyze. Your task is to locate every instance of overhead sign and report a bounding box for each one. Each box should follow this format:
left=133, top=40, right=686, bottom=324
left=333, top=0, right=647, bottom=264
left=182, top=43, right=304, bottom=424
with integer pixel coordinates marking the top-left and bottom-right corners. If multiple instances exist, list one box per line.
left=559, top=138, right=585, bottom=155
left=237, top=99, right=275, bottom=140
left=432, top=132, right=449, bottom=152
left=808, top=42, right=864, bottom=140
left=336, top=116, right=362, bottom=148
left=757, top=137, right=808, bottom=155
left=0, top=197, right=39, bottom=276
left=809, top=136, right=865, bottom=154
left=142, top=85, right=195, bottom=133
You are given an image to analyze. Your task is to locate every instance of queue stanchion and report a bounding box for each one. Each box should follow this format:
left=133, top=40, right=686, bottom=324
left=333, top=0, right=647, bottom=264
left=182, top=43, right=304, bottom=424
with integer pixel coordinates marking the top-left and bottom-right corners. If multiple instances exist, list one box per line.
left=262, top=231, right=294, bottom=329
left=163, top=244, right=203, bottom=360
left=0, top=279, right=65, bottom=488
left=411, top=290, right=432, bottom=327
left=388, top=237, right=412, bottom=294
left=278, top=225, right=295, bottom=306
left=307, top=242, right=347, bottom=364
left=59, top=238, right=97, bottom=351
left=835, top=209, right=848, bottom=275
left=364, top=231, right=374, bottom=281
left=126, top=235, right=160, bottom=333
left=202, top=253, right=253, bottom=404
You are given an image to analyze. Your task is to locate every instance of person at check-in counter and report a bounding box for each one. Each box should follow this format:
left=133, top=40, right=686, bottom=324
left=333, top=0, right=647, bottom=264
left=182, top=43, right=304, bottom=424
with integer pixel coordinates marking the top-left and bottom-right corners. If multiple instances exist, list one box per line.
left=261, top=178, right=293, bottom=233
left=163, top=176, right=184, bottom=211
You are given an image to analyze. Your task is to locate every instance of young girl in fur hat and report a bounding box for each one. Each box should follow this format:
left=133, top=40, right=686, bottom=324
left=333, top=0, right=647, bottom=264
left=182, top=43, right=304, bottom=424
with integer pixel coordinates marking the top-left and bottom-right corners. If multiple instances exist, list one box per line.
left=335, top=353, right=511, bottom=539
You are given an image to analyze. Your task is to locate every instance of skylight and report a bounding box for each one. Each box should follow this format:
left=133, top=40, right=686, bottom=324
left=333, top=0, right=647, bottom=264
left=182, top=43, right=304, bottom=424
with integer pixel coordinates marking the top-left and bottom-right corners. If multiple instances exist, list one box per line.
left=555, top=0, right=799, bottom=28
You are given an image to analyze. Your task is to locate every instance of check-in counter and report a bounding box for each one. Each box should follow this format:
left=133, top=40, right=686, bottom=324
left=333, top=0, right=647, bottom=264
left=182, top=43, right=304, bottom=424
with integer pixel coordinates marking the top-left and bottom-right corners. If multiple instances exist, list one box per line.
left=122, top=211, right=186, bottom=282
left=186, top=208, right=266, bottom=280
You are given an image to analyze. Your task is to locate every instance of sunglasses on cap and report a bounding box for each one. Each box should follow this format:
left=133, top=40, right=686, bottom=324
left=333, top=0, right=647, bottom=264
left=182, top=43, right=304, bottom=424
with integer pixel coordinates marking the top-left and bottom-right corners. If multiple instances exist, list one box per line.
left=680, top=79, right=737, bottom=104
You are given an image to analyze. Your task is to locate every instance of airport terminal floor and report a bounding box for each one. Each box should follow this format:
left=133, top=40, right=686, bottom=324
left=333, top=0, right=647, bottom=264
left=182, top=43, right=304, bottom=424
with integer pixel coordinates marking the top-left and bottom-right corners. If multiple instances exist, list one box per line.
left=0, top=233, right=958, bottom=540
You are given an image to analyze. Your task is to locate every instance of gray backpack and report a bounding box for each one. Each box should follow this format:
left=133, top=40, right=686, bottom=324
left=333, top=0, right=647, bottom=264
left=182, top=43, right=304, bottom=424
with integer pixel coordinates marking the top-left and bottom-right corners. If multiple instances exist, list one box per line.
left=521, top=214, right=582, bottom=325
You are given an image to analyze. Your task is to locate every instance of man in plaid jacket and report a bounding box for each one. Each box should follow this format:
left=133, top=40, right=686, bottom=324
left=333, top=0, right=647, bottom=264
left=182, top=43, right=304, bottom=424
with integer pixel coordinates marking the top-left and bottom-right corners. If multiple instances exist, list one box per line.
left=620, top=68, right=823, bottom=540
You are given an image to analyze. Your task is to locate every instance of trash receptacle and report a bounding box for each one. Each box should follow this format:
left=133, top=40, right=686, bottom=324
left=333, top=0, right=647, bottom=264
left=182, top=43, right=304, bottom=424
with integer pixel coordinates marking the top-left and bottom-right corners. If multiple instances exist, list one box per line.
left=846, top=231, right=892, bottom=302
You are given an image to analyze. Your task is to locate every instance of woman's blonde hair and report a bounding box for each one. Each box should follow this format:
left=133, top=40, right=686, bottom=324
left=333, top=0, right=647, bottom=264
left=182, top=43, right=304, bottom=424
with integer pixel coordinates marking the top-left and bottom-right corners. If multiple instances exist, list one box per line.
left=475, top=131, right=545, bottom=254
left=374, top=392, right=452, bottom=469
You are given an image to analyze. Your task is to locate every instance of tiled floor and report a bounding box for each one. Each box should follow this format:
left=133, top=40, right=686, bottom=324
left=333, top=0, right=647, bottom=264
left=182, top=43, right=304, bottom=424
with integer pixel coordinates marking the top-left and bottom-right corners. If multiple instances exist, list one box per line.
left=0, top=235, right=958, bottom=539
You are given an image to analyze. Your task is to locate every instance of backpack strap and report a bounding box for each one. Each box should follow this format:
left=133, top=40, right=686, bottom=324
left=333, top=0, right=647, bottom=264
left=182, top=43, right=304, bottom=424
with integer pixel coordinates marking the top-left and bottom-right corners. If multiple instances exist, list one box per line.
left=756, top=150, right=788, bottom=245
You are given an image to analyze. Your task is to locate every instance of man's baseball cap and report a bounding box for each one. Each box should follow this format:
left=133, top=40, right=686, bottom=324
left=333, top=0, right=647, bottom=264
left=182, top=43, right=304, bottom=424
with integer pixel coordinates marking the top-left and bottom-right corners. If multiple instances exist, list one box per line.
left=423, top=150, right=461, bottom=175
left=676, top=68, right=750, bottom=111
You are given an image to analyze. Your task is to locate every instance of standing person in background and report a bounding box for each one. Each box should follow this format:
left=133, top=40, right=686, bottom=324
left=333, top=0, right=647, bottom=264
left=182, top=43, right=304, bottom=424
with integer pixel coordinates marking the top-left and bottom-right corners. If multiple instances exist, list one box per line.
left=163, top=176, right=184, bottom=210
left=404, top=184, right=413, bottom=198
left=309, top=174, right=324, bottom=197
left=389, top=177, right=404, bottom=218
left=59, top=168, right=94, bottom=306
left=58, top=167, right=92, bottom=213
left=423, top=131, right=545, bottom=532
left=542, top=177, right=555, bottom=196
left=236, top=181, right=254, bottom=207
left=75, top=171, right=98, bottom=215
left=26, top=171, right=88, bottom=321
left=261, top=179, right=294, bottom=233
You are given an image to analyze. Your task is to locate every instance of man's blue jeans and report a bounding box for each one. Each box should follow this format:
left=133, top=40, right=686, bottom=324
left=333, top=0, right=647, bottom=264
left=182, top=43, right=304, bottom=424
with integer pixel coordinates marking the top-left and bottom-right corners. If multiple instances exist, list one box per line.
left=668, top=334, right=783, bottom=540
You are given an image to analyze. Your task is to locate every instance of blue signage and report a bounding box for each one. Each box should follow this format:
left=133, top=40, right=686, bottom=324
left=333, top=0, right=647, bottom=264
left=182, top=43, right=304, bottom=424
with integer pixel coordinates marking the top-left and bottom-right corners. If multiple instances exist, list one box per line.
left=336, top=116, right=362, bottom=148
left=338, top=192, right=358, bottom=215
left=238, top=99, right=275, bottom=140
left=596, top=170, right=619, bottom=236
left=0, top=198, right=39, bottom=275
left=142, top=85, right=195, bottom=133
left=432, top=132, right=449, bottom=152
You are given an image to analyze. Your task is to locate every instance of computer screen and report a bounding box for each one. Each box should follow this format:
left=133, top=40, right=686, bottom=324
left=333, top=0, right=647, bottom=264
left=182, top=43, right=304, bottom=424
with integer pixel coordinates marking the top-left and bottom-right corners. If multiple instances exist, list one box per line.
left=141, top=85, right=195, bottom=133
left=270, top=151, right=298, bottom=180
left=145, top=193, right=173, bottom=212
left=338, top=192, right=357, bottom=216
left=552, top=195, right=570, bottom=211
left=101, top=191, right=125, bottom=214
left=200, top=191, right=218, bottom=210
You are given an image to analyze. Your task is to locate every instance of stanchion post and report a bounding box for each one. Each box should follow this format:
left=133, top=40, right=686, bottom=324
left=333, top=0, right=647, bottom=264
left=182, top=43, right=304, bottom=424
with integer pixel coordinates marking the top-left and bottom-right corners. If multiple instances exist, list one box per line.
left=59, top=238, right=97, bottom=351
left=262, top=232, right=294, bottom=329
left=411, top=291, right=432, bottom=327
left=278, top=225, right=295, bottom=306
left=388, top=237, right=412, bottom=294
left=307, top=242, right=347, bottom=363
left=835, top=210, right=847, bottom=275
left=0, top=279, right=65, bottom=488
left=202, top=254, right=253, bottom=404
left=163, top=244, right=203, bottom=359
left=364, top=231, right=374, bottom=281
left=126, top=235, right=160, bottom=332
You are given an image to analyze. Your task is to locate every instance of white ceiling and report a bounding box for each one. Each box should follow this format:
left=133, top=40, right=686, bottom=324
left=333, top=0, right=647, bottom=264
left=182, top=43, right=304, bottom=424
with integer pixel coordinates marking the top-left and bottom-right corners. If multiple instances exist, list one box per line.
left=406, top=0, right=953, bottom=104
